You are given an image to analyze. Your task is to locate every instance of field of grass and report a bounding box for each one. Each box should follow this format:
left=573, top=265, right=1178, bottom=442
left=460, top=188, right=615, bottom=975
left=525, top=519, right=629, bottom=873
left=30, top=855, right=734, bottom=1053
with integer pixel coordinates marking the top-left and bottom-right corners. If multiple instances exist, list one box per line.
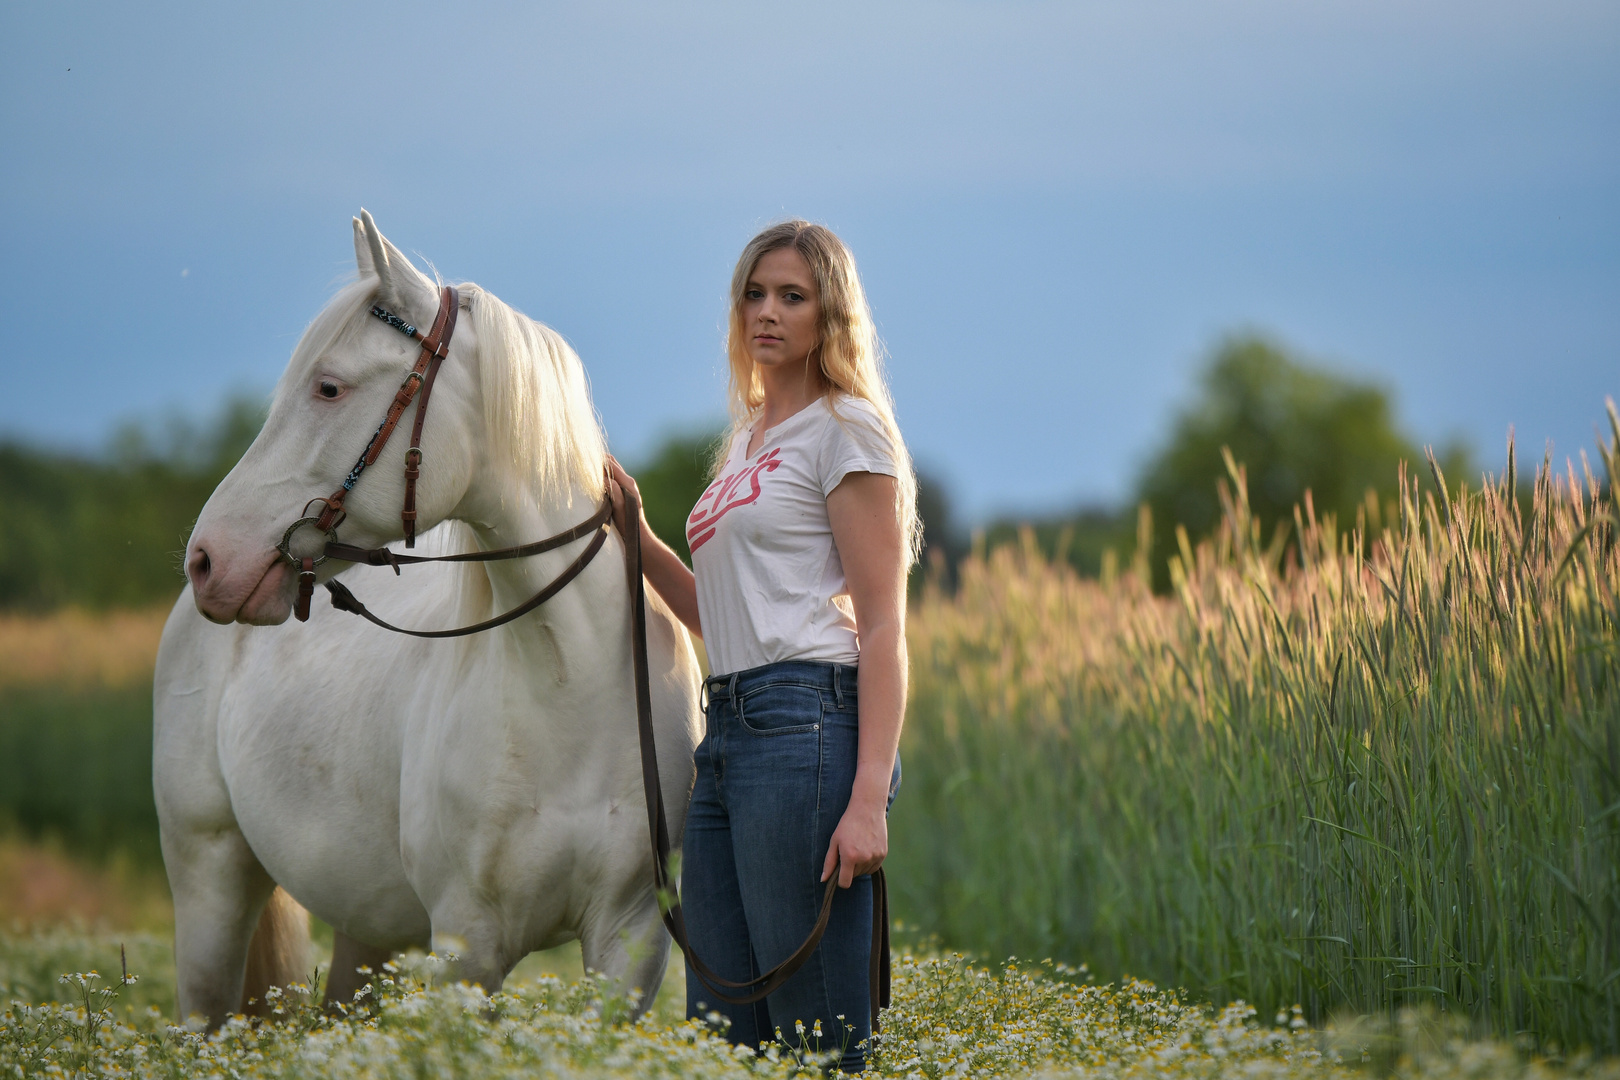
left=892, top=441, right=1620, bottom=1054
left=8, top=926, right=1610, bottom=1079
left=1, top=423, right=1616, bottom=1071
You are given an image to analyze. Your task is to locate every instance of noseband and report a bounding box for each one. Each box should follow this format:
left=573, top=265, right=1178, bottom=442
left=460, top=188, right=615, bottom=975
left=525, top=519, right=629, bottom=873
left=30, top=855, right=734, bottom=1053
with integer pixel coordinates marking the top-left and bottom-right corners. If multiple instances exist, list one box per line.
left=274, top=284, right=612, bottom=631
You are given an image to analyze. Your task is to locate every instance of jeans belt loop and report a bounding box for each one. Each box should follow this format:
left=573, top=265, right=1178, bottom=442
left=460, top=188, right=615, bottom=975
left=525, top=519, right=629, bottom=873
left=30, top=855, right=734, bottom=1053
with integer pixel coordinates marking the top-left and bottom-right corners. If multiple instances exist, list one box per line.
left=833, top=667, right=845, bottom=711
left=727, top=672, right=740, bottom=726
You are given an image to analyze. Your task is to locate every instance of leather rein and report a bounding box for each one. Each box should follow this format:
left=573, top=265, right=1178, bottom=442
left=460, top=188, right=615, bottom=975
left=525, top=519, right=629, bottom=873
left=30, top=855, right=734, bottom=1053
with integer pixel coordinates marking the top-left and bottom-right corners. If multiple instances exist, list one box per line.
left=622, top=482, right=890, bottom=1027
left=273, top=283, right=887, bottom=1027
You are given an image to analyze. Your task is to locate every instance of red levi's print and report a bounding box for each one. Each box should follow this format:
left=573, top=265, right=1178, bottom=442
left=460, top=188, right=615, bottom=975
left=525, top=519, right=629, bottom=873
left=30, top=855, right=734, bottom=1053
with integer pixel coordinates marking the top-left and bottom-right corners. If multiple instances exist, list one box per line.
left=686, top=448, right=783, bottom=554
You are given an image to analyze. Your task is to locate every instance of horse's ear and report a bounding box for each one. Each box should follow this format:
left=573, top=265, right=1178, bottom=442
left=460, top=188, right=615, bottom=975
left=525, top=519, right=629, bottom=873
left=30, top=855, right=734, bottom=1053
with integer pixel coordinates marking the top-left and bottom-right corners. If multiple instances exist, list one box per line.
left=357, top=209, right=435, bottom=312
left=353, top=216, right=375, bottom=277
left=359, top=209, right=393, bottom=297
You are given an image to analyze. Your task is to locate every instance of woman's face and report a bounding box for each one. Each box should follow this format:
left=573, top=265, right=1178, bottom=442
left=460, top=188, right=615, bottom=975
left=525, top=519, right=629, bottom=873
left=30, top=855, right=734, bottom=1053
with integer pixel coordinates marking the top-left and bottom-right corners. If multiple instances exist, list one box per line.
left=741, top=246, right=822, bottom=375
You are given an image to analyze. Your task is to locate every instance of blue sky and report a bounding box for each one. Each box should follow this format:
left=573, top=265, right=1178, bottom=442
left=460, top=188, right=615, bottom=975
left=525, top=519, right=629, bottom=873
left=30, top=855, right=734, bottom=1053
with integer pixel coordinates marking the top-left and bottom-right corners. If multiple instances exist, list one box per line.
left=3, top=2, right=1616, bottom=517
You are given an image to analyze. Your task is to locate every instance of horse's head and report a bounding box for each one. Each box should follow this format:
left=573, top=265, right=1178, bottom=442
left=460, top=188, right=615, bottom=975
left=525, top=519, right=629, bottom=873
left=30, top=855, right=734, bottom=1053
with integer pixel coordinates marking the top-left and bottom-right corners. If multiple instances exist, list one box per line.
left=186, top=212, right=484, bottom=624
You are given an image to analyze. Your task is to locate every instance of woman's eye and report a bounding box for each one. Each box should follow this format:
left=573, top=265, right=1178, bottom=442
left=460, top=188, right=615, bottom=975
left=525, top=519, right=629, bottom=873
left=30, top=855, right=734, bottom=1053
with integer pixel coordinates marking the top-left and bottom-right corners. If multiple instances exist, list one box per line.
left=745, top=289, right=765, bottom=300
left=784, top=292, right=804, bottom=303
left=319, top=381, right=341, bottom=399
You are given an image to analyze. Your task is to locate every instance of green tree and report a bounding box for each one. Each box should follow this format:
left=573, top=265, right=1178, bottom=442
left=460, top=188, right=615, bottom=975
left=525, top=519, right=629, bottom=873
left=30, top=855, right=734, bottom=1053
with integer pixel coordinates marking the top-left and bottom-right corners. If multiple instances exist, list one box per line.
left=0, top=396, right=268, bottom=610
left=631, top=428, right=725, bottom=565
left=977, top=508, right=1131, bottom=581
left=1136, top=335, right=1468, bottom=581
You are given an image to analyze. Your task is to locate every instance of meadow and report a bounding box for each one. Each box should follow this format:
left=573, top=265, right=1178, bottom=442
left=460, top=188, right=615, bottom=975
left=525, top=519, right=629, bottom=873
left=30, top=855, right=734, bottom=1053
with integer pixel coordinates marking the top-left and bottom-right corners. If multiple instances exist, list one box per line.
left=1, top=424, right=1616, bottom=1074
left=6, top=926, right=1615, bottom=1079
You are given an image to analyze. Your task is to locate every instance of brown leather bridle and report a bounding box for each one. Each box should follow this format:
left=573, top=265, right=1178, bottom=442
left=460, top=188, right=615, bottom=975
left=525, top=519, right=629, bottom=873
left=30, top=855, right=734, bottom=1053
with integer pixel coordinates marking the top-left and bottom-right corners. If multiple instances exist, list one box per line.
left=273, top=284, right=615, bottom=632
left=272, top=282, right=887, bottom=1030
left=276, top=284, right=465, bottom=622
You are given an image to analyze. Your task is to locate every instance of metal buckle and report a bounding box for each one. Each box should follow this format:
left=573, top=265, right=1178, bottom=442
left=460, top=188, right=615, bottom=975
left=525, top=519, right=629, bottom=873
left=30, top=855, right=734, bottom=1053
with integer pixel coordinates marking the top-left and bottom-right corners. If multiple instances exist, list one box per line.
left=276, top=516, right=341, bottom=569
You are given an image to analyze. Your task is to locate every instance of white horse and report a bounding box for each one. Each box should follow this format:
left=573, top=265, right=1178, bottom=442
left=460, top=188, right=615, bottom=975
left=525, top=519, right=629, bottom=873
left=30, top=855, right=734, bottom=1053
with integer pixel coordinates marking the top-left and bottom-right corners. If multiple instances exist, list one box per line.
left=155, top=211, right=701, bottom=1025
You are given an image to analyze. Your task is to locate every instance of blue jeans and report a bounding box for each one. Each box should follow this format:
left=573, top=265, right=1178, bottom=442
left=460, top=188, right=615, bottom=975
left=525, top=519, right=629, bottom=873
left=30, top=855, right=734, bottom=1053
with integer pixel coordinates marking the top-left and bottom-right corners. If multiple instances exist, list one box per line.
left=683, top=661, right=900, bottom=1073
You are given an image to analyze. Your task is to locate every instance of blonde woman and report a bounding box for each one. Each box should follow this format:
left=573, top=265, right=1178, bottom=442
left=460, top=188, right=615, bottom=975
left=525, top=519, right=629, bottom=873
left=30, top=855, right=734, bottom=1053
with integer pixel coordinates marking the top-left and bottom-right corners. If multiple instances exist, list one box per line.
left=609, top=220, right=917, bottom=1071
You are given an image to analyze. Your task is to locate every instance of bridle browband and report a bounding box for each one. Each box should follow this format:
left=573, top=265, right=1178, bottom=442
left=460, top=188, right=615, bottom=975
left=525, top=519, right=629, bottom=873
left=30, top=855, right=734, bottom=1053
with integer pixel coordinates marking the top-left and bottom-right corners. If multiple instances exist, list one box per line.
left=269, top=281, right=887, bottom=1028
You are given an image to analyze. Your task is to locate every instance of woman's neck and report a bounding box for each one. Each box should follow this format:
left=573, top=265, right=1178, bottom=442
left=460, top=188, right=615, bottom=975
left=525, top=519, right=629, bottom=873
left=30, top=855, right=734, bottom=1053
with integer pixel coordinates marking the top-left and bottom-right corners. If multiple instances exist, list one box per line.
left=754, top=359, right=828, bottom=436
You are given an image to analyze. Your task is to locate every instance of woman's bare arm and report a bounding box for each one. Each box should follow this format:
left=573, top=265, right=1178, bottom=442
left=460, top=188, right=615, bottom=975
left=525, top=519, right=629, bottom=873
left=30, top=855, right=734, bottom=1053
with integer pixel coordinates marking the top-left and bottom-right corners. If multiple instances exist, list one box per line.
left=607, top=456, right=702, bottom=638
left=821, top=470, right=907, bottom=888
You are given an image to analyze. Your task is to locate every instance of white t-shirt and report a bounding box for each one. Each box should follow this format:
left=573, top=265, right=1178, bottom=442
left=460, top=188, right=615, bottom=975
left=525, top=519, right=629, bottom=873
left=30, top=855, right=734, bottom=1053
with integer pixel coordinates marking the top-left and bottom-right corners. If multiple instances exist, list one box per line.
left=687, top=394, right=900, bottom=677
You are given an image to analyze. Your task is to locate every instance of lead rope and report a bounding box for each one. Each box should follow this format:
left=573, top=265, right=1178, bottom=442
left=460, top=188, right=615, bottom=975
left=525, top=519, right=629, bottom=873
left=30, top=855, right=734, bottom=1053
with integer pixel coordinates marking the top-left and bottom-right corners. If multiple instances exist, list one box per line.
left=620, top=485, right=889, bottom=1032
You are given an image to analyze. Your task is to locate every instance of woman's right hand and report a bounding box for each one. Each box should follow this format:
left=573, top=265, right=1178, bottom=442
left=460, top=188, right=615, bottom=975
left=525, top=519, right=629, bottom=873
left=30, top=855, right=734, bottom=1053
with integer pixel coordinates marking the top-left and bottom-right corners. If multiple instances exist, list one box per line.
left=607, top=453, right=704, bottom=638
left=606, top=455, right=644, bottom=539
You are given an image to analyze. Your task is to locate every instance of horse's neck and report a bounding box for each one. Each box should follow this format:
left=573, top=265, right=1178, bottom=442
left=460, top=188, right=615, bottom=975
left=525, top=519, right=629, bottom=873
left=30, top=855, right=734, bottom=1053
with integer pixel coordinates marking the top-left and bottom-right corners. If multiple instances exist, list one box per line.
left=456, top=474, right=619, bottom=660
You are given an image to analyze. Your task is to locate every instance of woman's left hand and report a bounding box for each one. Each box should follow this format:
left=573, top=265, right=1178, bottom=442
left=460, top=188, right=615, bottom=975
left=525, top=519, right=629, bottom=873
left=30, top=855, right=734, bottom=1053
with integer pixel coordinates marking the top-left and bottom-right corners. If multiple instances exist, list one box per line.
left=821, top=794, right=888, bottom=888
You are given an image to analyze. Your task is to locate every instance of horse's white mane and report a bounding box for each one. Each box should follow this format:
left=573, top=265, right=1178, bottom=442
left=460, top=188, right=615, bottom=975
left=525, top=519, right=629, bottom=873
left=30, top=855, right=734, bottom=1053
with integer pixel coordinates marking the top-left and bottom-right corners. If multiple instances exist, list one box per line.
left=459, top=282, right=607, bottom=503
left=277, top=278, right=607, bottom=507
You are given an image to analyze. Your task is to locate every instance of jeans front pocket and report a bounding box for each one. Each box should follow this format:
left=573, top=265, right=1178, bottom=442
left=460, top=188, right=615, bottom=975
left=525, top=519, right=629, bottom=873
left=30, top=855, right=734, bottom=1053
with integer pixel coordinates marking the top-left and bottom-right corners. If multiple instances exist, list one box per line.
left=736, top=683, right=823, bottom=737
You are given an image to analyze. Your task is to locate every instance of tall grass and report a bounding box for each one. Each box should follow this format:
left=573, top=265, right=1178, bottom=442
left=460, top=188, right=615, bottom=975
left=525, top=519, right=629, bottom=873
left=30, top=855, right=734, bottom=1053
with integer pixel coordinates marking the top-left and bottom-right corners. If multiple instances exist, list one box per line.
left=891, top=420, right=1620, bottom=1053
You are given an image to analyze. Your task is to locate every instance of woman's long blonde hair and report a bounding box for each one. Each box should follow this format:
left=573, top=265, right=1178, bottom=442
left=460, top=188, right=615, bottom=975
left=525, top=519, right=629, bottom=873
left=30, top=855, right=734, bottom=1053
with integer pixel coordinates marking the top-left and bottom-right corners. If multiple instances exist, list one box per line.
left=719, top=220, right=922, bottom=563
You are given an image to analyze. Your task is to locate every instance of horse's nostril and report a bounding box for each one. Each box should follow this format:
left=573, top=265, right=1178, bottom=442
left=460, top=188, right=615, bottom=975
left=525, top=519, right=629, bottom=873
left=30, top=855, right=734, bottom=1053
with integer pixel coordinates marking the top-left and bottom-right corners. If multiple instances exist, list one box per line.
left=188, top=546, right=213, bottom=588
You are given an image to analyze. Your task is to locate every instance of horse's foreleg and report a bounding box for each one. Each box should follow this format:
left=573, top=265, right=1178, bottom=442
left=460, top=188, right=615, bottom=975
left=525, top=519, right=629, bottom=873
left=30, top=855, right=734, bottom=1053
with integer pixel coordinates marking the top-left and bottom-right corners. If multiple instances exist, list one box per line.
left=580, top=885, right=670, bottom=1021
left=426, top=900, right=514, bottom=996
left=165, top=826, right=280, bottom=1027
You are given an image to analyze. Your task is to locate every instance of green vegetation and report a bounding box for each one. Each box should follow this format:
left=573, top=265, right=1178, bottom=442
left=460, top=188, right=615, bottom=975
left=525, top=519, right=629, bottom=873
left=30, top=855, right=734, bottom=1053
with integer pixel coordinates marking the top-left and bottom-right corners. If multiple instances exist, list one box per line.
left=0, top=683, right=160, bottom=865
left=631, top=427, right=725, bottom=565
left=6, top=930, right=1596, bottom=1079
left=1134, top=335, right=1471, bottom=586
left=0, top=930, right=176, bottom=1018
left=8, top=416, right=1616, bottom=1054
left=0, top=397, right=266, bottom=610
left=0, top=403, right=716, bottom=610
left=974, top=335, right=1475, bottom=585
left=975, top=505, right=1131, bottom=581
left=5, top=351, right=1617, bottom=1065
left=0, top=339, right=1475, bottom=609
left=892, top=419, right=1620, bottom=1053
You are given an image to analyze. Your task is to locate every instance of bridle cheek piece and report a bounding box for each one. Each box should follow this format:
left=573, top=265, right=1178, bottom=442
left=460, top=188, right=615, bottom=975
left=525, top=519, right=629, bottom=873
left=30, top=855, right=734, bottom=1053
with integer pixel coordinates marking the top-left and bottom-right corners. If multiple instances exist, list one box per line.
left=275, top=283, right=456, bottom=621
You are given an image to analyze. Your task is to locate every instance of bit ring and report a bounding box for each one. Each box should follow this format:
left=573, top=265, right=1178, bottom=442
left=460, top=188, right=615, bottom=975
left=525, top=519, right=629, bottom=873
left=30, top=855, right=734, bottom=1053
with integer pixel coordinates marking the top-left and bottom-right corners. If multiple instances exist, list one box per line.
left=276, top=517, right=340, bottom=569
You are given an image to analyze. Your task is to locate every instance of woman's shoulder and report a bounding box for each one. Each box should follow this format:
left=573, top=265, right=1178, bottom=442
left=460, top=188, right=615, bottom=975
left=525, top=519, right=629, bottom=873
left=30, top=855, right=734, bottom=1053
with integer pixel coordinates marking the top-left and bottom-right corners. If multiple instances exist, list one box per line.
left=813, top=392, right=898, bottom=474
left=818, top=391, right=888, bottom=434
